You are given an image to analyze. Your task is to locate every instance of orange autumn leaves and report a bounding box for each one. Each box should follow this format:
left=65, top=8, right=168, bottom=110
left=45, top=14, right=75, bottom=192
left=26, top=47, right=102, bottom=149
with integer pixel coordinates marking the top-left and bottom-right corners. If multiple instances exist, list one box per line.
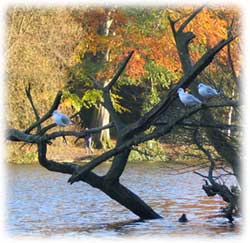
left=70, top=6, right=240, bottom=85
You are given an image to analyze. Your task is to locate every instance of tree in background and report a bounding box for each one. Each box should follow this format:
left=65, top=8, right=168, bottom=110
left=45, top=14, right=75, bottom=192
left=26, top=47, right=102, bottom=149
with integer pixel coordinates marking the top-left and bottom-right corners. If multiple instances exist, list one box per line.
left=7, top=6, right=240, bottom=221
left=64, top=6, right=240, bottom=149
left=64, top=7, right=179, bottom=148
left=7, top=6, right=240, bottom=148
left=7, top=8, right=85, bottom=129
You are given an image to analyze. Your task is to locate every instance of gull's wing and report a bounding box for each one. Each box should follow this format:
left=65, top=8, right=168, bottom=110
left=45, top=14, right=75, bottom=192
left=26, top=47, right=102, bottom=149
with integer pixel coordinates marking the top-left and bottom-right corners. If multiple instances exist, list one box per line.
left=205, top=86, right=218, bottom=95
left=186, top=94, right=202, bottom=104
left=61, top=114, right=71, bottom=125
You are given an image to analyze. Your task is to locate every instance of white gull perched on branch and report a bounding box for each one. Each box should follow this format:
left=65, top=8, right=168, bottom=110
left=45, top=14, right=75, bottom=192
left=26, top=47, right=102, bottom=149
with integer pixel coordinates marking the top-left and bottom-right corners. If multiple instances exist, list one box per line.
left=177, top=88, right=202, bottom=107
left=198, top=83, right=219, bottom=100
left=52, top=110, right=73, bottom=127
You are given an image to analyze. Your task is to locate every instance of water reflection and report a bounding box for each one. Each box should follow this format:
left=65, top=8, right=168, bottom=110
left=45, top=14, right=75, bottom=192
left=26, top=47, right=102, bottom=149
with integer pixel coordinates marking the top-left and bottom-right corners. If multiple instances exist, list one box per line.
left=6, top=162, right=241, bottom=238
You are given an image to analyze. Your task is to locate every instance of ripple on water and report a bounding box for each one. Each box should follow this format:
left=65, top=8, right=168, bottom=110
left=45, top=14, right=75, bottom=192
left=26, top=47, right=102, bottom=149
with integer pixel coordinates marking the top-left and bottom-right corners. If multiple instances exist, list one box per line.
left=6, top=163, right=241, bottom=238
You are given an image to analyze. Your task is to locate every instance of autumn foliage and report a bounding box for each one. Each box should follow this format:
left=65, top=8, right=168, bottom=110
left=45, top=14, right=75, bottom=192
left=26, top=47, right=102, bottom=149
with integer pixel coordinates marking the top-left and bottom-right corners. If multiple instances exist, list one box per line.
left=7, top=6, right=240, bottom=129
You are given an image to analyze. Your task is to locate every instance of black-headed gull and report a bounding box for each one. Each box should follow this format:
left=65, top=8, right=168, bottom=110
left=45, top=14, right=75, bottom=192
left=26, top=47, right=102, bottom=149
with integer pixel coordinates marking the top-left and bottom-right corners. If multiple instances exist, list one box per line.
left=52, top=110, right=73, bottom=127
left=177, top=88, right=202, bottom=107
left=198, top=83, right=219, bottom=99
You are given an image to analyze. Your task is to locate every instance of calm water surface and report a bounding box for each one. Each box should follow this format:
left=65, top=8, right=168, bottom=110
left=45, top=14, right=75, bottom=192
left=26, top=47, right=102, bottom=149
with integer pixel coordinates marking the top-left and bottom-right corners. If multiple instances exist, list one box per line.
left=6, top=162, right=241, bottom=239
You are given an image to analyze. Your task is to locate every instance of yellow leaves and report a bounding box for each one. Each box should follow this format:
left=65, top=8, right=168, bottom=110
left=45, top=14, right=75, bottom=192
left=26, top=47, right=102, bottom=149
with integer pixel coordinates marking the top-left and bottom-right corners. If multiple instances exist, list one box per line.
left=62, top=90, right=83, bottom=112
left=7, top=6, right=242, bottom=130
left=68, top=40, right=87, bottom=66
left=111, top=92, right=130, bottom=113
left=81, top=89, right=104, bottom=109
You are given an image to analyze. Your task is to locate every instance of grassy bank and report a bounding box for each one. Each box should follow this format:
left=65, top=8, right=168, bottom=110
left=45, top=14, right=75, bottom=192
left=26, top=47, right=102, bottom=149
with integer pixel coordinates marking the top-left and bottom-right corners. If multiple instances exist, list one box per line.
left=6, top=138, right=222, bottom=170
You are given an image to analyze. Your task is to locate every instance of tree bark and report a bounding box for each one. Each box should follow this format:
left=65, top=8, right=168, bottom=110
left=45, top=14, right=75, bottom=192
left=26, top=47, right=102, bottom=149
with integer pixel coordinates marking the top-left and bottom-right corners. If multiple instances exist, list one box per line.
left=168, top=10, right=240, bottom=184
left=7, top=11, right=239, bottom=221
left=91, top=104, right=111, bottom=149
left=37, top=140, right=161, bottom=219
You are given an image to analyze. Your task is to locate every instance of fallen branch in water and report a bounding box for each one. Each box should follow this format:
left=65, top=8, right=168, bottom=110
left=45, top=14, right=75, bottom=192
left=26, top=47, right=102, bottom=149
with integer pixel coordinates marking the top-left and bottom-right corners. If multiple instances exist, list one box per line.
left=193, top=128, right=240, bottom=222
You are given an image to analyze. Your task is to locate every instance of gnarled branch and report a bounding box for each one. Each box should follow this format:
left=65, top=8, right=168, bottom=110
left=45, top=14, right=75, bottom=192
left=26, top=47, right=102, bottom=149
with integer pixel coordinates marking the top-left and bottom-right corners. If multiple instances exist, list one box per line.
left=67, top=99, right=238, bottom=184
left=7, top=122, right=114, bottom=144
left=121, top=35, right=237, bottom=139
left=193, top=128, right=239, bottom=221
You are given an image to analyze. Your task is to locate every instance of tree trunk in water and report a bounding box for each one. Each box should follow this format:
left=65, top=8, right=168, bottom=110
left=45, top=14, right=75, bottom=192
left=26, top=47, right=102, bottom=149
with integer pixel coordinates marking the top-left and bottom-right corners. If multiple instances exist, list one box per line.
left=101, top=181, right=162, bottom=219
left=37, top=141, right=161, bottom=219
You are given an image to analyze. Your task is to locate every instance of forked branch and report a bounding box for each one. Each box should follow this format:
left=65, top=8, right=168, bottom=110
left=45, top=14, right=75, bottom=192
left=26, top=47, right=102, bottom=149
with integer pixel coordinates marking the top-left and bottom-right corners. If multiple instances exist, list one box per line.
left=178, top=5, right=205, bottom=33
left=24, top=91, right=62, bottom=134
left=67, top=99, right=238, bottom=184
left=193, top=128, right=239, bottom=221
left=122, top=35, right=236, bottom=138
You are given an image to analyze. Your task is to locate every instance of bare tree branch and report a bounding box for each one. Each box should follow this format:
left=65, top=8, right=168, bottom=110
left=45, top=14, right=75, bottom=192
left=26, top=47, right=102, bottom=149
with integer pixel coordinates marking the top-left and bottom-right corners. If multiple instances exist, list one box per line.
left=67, top=99, right=238, bottom=184
left=48, top=122, right=113, bottom=141
left=167, top=16, right=176, bottom=37
left=178, top=5, right=205, bottom=33
left=227, top=18, right=239, bottom=89
left=24, top=91, right=62, bottom=134
left=25, top=83, right=41, bottom=132
left=193, top=128, right=215, bottom=181
left=192, top=128, right=238, bottom=221
left=193, top=171, right=209, bottom=178
left=37, top=140, right=161, bottom=219
left=156, top=121, right=239, bottom=130
left=7, top=128, right=45, bottom=143
left=122, top=36, right=237, bottom=138
left=104, top=51, right=134, bottom=91
left=7, top=122, right=114, bottom=144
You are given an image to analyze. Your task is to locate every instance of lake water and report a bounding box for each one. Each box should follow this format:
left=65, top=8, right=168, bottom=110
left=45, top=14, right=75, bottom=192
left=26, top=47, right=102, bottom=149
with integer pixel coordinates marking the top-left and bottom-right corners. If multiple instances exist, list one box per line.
left=6, top=162, right=241, bottom=239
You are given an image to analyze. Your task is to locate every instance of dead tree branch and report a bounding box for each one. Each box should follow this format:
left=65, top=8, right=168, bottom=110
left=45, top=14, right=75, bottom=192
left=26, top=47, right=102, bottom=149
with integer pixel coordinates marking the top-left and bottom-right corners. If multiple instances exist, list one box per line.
left=121, top=35, right=236, bottom=139
left=227, top=18, right=240, bottom=89
left=193, top=128, right=240, bottom=221
left=104, top=51, right=134, bottom=91
left=7, top=123, right=114, bottom=144
left=25, top=82, right=41, bottom=132
left=67, top=99, right=238, bottom=184
left=24, top=91, right=62, bottom=134
left=37, top=140, right=161, bottom=219
left=178, top=5, right=205, bottom=33
left=155, top=121, right=240, bottom=131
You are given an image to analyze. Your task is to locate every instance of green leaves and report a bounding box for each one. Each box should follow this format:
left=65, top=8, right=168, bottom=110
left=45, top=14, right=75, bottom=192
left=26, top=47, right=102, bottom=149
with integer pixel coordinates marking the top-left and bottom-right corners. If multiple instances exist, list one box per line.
left=62, top=90, right=82, bottom=111
left=142, top=61, right=177, bottom=112
left=111, top=92, right=130, bottom=113
left=63, top=89, right=104, bottom=111
left=81, top=89, right=104, bottom=108
left=145, top=60, right=175, bottom=88
left=124, top=8, right=168, bottom=36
